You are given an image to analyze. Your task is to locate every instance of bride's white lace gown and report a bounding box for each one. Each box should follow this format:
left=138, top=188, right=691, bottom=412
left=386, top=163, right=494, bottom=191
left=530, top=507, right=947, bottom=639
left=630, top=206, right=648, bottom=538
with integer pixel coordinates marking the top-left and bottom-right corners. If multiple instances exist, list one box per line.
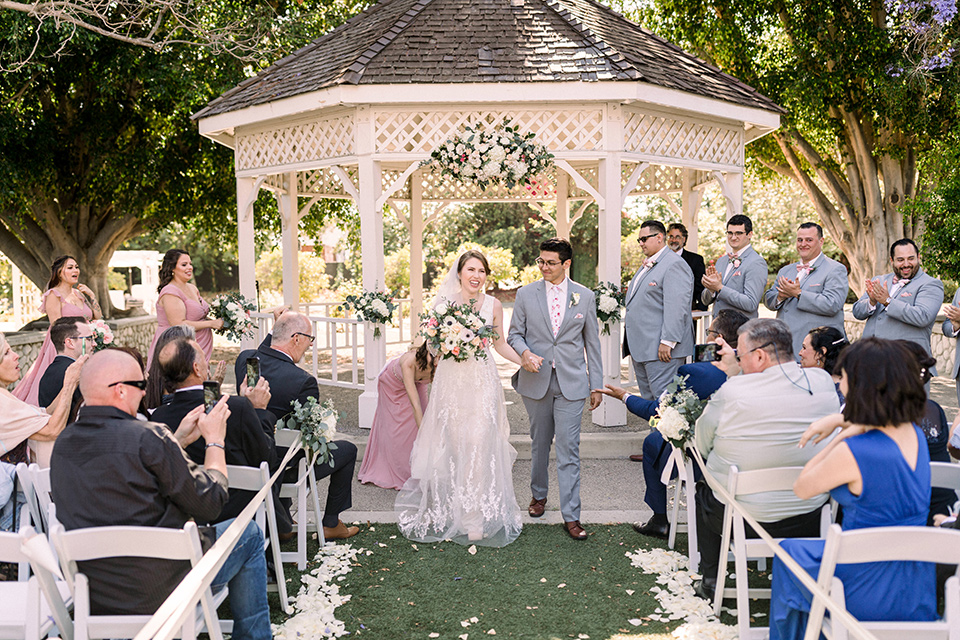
left=395, top=295, right=523, bottom=547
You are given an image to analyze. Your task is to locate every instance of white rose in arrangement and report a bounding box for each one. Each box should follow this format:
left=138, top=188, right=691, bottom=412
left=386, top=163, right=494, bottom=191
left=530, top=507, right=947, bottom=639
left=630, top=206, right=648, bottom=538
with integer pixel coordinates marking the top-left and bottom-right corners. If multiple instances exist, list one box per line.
left=469, top=152, right=482, bottom=168
left=480, top=161, right=501, bottom=180
left=655, top=406, right=688, bottom=440
left=435, top=301, right=449, bottom=314
left=488, top=145, right=506, bottom=162
left=598, top=294, right=618, bottom=313
left=461, top=164, right=475, bottom=177
left=371, top=299, right=389, bottom=315
left=477, top=143, right=488, bottom=152
left=456, top=143, right=465, bottom=155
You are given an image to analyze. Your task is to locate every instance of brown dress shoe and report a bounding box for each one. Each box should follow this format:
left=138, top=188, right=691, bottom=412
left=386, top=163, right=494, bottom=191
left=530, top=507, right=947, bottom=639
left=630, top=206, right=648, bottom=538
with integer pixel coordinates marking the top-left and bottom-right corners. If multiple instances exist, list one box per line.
left=564, top=520, right=588, bottom=540
left=528, top=497, right=547, bottom=518
left=277, top=531, right=296, bottom=543
left=629, top=453, right=644, bottom=462
left=323, top=520, right=360, bottom=540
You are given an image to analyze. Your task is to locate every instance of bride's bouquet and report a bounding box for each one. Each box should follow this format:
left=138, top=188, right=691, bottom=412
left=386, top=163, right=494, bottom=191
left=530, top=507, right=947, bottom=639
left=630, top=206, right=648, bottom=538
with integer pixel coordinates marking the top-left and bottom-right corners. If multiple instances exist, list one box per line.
left=421, top=300, right=497, bottom=362
left=209, top=292, right=257, bottom=342
left=649, top=375, right=706, bottom=451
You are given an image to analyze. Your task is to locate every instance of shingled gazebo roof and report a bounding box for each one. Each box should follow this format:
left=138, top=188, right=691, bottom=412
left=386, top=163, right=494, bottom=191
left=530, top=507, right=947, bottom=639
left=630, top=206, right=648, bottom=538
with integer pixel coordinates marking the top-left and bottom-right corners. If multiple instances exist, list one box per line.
left=195, top=0, right=782, bottom=120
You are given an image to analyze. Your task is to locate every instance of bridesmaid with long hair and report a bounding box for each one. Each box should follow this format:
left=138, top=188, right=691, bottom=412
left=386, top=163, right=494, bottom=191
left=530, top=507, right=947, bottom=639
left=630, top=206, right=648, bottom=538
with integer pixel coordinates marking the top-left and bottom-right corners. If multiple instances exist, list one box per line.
left=13, top=255, right=102, bottom=405
left=145, top=249, right=222, bottom=368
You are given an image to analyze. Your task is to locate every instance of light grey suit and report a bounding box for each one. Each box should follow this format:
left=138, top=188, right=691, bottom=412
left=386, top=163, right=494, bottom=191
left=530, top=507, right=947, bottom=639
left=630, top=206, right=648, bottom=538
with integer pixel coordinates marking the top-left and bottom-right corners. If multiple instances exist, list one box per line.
left=508, top=278, right=602, bottom=523
left=702, top=246, right=768, bottom=319
left=851, top=269, right=945, bottom=375
left=941, top=289, right=960, bottom=404
left=623, top=248, right=694, bottom=399
left=763, top=254, right=849, bottom=355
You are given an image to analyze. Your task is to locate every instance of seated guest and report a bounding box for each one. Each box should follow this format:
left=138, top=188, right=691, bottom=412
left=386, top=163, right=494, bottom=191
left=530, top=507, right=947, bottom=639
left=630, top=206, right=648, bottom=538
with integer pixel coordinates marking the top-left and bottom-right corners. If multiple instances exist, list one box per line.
left=798, top=326, right=848, bottom=403
left=895, top=340, right=958, bottom=524
left=692, top=318, right=841, bottom=601
left=0, top=333, right=85, bottom=467
left=770, top=338, right=935, bottom=639
left=236, top=311, right=360, bottom=540
left=151, top=337, right=280, bottom=524
left=358, top=342, right=436, bottom=489
left=50, top=349, right=271, bottom=638
left=145, top=324, right=196, bottom=411
left=38, top=316, right=91, bottom=417
left=596, top=309, right=749, bottom=539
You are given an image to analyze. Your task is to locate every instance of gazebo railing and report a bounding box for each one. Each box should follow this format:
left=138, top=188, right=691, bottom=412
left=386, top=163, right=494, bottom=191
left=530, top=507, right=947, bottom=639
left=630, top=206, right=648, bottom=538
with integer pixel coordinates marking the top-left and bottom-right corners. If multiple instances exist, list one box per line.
left=300, top=298, right=412, bottom=345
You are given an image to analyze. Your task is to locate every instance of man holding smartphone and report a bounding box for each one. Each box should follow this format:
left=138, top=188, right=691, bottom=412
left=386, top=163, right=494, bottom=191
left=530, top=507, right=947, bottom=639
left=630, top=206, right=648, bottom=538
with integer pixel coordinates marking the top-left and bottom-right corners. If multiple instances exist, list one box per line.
left=38, top=316, right=93, bottom=415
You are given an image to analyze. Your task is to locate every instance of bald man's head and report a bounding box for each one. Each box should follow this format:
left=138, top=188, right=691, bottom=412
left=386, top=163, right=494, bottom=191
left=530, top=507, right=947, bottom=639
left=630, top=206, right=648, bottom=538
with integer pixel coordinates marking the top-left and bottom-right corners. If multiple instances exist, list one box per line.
left=158, top=338, right=205, bottom=389
left=80, top=349, right=145, bottom=414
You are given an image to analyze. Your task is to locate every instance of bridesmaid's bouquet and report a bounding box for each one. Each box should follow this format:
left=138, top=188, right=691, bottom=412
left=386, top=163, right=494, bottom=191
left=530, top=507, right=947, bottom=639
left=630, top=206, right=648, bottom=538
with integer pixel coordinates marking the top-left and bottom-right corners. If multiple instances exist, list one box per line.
left=649, top=375, right=706, bottom=451
left=593, top=281, right=626, bottom=335
left=339, top=290, right=396, bottom=338
left=282, top=397, right=339, bottom=468
left=421, top=300, right=497, bottom=362
left=89, top=319, right=114, bottom=352
left=209, top=293, right=257, bottom=342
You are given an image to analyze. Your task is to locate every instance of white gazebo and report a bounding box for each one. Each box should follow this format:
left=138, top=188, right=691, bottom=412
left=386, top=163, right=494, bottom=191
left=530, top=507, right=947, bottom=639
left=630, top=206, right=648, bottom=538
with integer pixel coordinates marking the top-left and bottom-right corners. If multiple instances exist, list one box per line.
left=194, top=0, right=782, bottom=427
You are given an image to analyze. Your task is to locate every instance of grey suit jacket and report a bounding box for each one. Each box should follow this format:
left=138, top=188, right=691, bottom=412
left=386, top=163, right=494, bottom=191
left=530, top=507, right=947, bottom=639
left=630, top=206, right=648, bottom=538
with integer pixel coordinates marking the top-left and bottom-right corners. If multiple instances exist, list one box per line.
left=507, top=279, right=602, bottom=402
left=942, top=289, right=960, bottom=379
left=622, top=249, right=694, bottom=363
left=763, top=255, right=849, bottom=354
left=851, top=269, right=945, bottom=374
left=702, top=246, right=768, bottom=319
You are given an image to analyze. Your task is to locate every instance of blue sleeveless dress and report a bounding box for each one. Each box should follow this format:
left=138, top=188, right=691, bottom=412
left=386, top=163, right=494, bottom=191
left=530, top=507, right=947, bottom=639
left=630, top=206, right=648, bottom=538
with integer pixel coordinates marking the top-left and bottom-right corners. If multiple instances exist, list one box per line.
left=769, top=426, right=936, bottom=639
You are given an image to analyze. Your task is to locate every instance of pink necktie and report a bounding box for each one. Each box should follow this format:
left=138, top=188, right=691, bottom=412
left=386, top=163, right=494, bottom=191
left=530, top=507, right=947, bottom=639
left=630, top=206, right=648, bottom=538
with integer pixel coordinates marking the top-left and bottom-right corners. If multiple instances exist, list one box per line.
left=550, top=286, right=562, bottom=337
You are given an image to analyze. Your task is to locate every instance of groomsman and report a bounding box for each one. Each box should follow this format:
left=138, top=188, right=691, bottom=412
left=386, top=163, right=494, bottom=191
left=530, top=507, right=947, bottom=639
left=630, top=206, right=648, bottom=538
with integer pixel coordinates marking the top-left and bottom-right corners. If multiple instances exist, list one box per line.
left=623, top=220, right=694, bottom=399
left=701, top=214, right=768, bottom=319
left=852, top=238, right=944, bottom=374
left=667, top=223, right=707, bottom=312
left=763, top=222, right=849, bottom=355
left=942, top=292, right=960, bottom=404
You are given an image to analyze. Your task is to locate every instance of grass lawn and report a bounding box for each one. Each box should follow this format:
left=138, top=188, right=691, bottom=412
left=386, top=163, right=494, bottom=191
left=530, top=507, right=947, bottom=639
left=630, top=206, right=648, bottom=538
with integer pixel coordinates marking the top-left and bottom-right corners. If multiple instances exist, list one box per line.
left=268, top=523, right=764, bottom=639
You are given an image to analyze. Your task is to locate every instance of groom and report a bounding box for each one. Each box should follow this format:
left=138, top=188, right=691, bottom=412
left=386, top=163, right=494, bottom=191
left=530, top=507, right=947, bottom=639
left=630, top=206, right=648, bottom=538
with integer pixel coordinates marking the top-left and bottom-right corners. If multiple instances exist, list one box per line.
left=508, top=237, right=603, bottom=541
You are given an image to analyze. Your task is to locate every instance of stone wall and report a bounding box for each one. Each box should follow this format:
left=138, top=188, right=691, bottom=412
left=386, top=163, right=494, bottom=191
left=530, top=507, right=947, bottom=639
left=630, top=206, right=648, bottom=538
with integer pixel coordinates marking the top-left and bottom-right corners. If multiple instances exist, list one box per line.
left=4, top=316, right=157, bottom=390
left=844, top=312, right=955, bottom=375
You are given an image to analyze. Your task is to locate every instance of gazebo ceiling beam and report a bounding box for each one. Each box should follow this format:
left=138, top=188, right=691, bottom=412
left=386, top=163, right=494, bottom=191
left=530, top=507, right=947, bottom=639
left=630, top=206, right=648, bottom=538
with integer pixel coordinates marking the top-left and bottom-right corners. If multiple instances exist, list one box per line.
left=620, top=162, right=650, bottom=208
left=376, top=160, right=422, bottom=210
left=555, top=159, right=603, bottom=208
left=331, top=165, right=360, bottom=201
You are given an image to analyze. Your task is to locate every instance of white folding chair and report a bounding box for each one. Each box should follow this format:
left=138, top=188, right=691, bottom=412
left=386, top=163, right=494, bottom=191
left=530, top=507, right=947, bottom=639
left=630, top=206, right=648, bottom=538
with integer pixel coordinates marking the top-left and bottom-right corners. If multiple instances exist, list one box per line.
left=15, top=464, right=52, bottom=535
left=713, top=465, right=833, bottom=640
left=932, top=460, right=960, bottom=494
left=225, top=462, right=290, bottom=613
left=804, top=523, right=960, bottom=640
left=0, top=528, right=72, bottom=640
left=665, top=444, right=699, bottom=572
left=17, top=526, right=74, bottom=640
left=276, top=428, right=325, bottom=570
left=49, top=521, right=227, bottom=640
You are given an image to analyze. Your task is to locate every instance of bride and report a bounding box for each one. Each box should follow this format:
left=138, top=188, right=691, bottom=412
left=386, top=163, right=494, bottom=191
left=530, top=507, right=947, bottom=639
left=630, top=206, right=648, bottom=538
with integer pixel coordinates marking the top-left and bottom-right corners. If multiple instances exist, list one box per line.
left=395, top=249, right=524, bottom=547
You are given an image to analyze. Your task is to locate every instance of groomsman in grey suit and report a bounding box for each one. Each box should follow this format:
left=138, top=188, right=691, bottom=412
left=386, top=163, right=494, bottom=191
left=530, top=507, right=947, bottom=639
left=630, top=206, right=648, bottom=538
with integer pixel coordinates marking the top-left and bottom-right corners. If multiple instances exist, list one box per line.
left=852, top=238, right=945, bottom=374
left=942, top=291, right=960, bottom=403
left=701, top=214, right=768, bottom=319
left=623, top=220, right=694, bottom=399
left=763, top=222, right=849, bottom=355
left=508, top=237, right=603, bottom=541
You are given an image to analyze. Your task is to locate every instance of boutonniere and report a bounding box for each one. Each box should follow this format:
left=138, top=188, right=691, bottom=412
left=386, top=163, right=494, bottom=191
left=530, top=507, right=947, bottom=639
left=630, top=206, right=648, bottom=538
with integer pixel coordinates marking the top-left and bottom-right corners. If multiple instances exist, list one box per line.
left=570, top=293, right=580, bottom=307
left=731, top=257, right=742, bottom=268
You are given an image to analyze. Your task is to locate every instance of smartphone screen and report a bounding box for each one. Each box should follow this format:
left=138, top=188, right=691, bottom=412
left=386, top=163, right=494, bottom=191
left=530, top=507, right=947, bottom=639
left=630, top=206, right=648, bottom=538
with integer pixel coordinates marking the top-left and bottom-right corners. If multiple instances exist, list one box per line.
left=246, top=357, right=260, bottom=388
left=203, top=381, right=221, bottom=413
left=695, top=343, right=720, bottom=363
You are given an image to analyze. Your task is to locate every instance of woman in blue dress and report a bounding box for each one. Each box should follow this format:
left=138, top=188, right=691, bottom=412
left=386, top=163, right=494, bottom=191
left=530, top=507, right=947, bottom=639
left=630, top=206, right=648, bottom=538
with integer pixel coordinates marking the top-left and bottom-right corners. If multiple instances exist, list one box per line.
left=769, top=337, right=936, bottom=639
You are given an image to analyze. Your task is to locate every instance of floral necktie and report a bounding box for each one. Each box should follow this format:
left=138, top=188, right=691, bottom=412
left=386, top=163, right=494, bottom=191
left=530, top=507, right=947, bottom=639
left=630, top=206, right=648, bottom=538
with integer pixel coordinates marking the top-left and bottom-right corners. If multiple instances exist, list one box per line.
left=550, top=286, right=563, bottom=337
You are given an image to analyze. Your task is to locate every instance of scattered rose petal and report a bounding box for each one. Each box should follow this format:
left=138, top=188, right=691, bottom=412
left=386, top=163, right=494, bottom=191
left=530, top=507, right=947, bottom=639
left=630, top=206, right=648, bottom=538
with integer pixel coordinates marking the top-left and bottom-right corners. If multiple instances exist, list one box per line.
left=470, top=617, right=479, bottom=623
left=540, top=578, right=547, bottom=583
left=487, top=630, right=496, bottom=636
left=625, top=589, right=635, bottom=595
left=628, top=618, right=643, bottom=626
left=468, top=545, right=477, bottom=555
left=557, top=583, right=566, bottom=588
left=429, top=634, right=440, bottom=638
left=459, top=635, right=468, bottom=640
left=461, top=620, right=471, bottom=627
left=412, top=544, right=419, bottom=551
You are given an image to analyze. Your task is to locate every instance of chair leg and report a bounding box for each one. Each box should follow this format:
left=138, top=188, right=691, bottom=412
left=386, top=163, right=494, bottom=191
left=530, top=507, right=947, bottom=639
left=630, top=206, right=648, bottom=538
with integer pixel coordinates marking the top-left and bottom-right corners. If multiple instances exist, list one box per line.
left=297, top=469, right=308, bottom=570
left=713, top=508, right=734, bottom=616
left=683, top=460, right=699, bottom=573
left=264, top=488, right=290, bottom=613
left=668, top=478, right=681, bottom=550
left=307, top=465, right=326, bottom=547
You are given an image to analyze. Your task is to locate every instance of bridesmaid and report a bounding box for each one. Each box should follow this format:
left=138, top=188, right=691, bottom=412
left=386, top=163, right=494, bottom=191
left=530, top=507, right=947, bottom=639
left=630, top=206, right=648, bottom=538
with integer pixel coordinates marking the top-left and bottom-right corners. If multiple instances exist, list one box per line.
left=145, top=249, right=222, bottom=368
left=13, top=255, right=101, bottom=406
left=358, top=343, right=436, bottom=489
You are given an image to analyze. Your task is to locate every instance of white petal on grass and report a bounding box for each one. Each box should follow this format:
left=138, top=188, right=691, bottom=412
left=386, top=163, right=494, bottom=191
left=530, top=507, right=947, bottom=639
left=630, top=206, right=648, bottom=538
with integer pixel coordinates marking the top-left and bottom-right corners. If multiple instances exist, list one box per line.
left=429, top=634, right=440, bottom=638
left=468, top=545, right=477, bottom=555
left=625, top=589, right=635, bottom=595
left=628, top=618, right=643, bottom=626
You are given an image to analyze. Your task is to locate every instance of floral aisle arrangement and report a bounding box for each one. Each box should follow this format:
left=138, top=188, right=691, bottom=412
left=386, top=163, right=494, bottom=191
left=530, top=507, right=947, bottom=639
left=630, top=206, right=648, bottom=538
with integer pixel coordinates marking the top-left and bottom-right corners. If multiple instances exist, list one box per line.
left=283, top=397, right=340, bottom=468
left=420, top=299, right=497, bottom=362
left=209, top=292, right=257, bottom=342
left=339, top=290, right=396, bottom=338
left=649, top=375, right=706, bottom=451
left=593, top=281, right=626, bottom=335
left=88, top=319, right=114, bottom=352
left=422, top=119, right=554, bottom=191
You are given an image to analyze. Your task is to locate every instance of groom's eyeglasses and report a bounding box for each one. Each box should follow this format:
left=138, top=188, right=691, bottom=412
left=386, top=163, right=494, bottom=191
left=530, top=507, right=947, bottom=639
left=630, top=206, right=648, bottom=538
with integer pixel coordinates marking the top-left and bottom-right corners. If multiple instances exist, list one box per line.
left=535, top=258, right=562, bottom=267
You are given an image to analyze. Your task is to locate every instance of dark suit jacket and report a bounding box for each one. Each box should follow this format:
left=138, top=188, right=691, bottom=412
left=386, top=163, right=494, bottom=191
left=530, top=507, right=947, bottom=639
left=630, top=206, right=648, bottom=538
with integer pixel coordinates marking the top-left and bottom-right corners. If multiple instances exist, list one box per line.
left=236, top=335, right=319, bottom=422
left=38, top=354, right=83, bottom=417
left=680, top=249, right=708, bottom=312
left=625, top=361, right=726, bottom=420
left=151, top=389, right=278, bottom=523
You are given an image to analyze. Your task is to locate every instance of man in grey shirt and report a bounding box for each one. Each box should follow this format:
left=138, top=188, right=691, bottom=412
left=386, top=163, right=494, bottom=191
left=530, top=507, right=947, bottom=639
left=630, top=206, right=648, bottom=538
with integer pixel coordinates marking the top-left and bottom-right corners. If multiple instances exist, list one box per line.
left=692, top=319, right=840, bottom=601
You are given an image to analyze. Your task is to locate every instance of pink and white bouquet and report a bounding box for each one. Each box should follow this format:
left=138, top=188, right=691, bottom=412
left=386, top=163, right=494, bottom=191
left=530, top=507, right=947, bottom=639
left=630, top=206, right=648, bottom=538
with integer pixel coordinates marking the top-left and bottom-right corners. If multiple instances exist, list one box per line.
left=339, top=290, right=396, bottom=338
left=209, top=293, right=256, bottom=342
left=593, top=281, right=626, bottom=335
left=420, top=300, right=497, bottom=362
left=89, top=319, right=114, bottom=352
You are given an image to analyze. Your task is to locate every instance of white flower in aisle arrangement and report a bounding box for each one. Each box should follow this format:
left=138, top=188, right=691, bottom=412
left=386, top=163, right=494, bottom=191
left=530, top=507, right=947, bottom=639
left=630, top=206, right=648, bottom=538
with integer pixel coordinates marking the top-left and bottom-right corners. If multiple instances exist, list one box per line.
left=209, top=292, right=257, bottom=342
left=282, top=397, right=339, bottom=468
left=339, top=290, right=396, bottom=338
left=649, top=375, right=706, bottom=451
left=592, top=281, right=626, bottom=335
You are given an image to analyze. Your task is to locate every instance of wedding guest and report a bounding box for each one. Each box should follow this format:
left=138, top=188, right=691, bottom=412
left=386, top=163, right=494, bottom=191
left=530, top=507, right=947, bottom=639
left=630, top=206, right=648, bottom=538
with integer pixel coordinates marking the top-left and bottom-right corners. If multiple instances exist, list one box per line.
left=145, top=324, right=196, bottom=411
left=145, top=249, right=222, bottom=369
left=0, top=333, right=86, bottom=467
left=701, top=215, right=768, bottom=319
left=13, top=255, right=101, bottom=406
left=37, top=316, right=91, bottom=417
left=798, top=326, right=848, bottom=403
left=358, top=343, right=436, bottom=489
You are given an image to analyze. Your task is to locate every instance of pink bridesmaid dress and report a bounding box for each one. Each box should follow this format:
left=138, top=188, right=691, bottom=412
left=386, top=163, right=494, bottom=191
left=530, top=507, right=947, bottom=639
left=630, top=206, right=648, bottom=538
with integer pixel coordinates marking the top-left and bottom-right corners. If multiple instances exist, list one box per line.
left=145, top=284, right=213, bottom=368
left=358, top=356, right=428, bottom=490
left=13, top=289, right=94, bottom=406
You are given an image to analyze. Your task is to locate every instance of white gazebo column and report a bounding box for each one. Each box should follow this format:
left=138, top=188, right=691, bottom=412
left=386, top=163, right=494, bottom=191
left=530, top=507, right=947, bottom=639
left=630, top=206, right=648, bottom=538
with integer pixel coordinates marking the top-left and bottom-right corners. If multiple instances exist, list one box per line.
left=594, top=153, right=627, bottom=426
left=555, top=172, right=572, bottom=239
left=237, top=176, right=259, bottom=349
left=681, top=169, right=704, bottom=251
left=279, top=171, right=300, bottom=311
left=713, top=170, right=743, bottom=220
left=409, top=171, right=425, bottom=339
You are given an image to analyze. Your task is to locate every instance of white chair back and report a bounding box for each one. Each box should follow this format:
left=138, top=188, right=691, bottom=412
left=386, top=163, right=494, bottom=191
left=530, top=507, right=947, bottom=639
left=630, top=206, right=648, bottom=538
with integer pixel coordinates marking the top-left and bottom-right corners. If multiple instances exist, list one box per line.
left=18, top=526, right=75, bottom=640
left=0, top=528, right=73, bottom=640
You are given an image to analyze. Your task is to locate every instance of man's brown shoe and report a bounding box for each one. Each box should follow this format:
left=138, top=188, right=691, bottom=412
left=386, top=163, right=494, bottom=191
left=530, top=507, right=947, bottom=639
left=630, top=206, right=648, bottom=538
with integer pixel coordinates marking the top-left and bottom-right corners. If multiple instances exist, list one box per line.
left=323, top=520, right=360, bottom=540
left=528, top=497, right=547, bottom=518
left=278, top=531, right=296, bottom=543
left=564, top=520, right=588, bottom=540
left=629, top=453, right=644, bottom=462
